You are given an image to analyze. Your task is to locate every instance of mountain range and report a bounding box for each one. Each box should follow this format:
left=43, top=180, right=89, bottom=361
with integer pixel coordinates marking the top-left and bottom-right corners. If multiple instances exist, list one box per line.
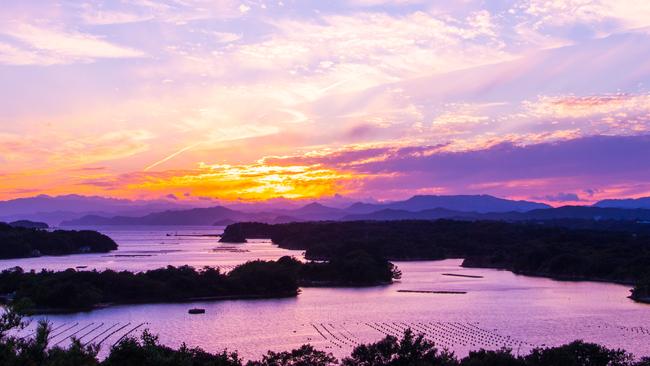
left=3, top=194, right=650, bottom=227
left=56, top=194, right=650, bottom=226
left=0, top=194, right=214, bottom=225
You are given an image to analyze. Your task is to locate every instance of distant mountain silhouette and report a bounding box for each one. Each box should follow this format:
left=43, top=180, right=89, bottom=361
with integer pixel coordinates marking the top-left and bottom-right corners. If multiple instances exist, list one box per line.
left=61, top=195, right=554, bottom=226
left=344, top=206, right=650, bottom=222
left=59, top=196, right=650, bottom=226
left=0, top=194, right=209, bottom=225
left=345, top=195, right=550, bottom=213
left=342, top=208, right=473, bottom=221
left=62, top=206, right=263, bottom=226
left=594, top=197, right=650, bottom=209
left=9, top=220, right=49, bottom=229
left=276, top=202, right=344, bottom=221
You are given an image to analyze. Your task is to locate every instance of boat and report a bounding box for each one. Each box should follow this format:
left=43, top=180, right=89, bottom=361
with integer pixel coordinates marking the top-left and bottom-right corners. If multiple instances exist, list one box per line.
left=188, top=308, right=205, bottom=314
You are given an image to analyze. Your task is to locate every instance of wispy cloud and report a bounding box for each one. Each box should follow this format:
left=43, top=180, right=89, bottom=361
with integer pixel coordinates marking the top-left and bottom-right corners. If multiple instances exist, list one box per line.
left=0, top=22, right=145, bottom=65
left=2, top=1, right=650, bottom=202
left=0, top=130, right=154, bottom=168
left=521, top=0, right=650, bottom=30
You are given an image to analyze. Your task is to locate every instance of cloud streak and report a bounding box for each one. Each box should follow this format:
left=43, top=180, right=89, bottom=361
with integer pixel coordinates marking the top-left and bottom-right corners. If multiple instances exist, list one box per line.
left=0, top=22, right=145, bottom=65
left=2, top=1, right=650, bottom=202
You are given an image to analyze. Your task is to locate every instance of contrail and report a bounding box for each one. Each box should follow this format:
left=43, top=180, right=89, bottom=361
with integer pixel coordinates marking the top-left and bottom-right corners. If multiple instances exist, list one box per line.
left=317, top=78, right=350, bottom=95
left=144, top=141, right=203, bottom=171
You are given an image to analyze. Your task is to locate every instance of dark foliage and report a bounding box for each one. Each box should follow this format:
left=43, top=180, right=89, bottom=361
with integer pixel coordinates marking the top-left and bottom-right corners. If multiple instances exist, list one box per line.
left=104, top=330, right=242, bottom=366
left=0, top=317, right=100, bottom=366
left=460, top=349, right=523, bottom=366
left=299, top=250, right=401, bottom=286
left=0, top=260, right=300, bottom=312
left=630, top=277, right=650, bottom=302
left=0, top=223, right=116, bottom=259
left=220, top=222, right=274, bottom=243
left=342, top=328, right=457, bottom=366
left=222, top=221, right=650, bottom=288
left=524, top=340, right=634, bottom=366
left=247, top=344, right=337, bottom=366
left=0, top=252, right=399, bottom=312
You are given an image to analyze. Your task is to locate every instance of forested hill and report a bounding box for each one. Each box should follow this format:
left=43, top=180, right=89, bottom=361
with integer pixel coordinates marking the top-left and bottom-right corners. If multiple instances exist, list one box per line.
left=0, top=223, right=117, bottom=259
left=0, top=254, right=399, bottom=313
left=220, top=220, right=650, bottom=286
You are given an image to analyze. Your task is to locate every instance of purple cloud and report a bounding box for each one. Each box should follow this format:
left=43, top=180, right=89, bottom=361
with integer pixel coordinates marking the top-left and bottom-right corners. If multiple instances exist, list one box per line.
left=293, top=134, right=650, bottom=201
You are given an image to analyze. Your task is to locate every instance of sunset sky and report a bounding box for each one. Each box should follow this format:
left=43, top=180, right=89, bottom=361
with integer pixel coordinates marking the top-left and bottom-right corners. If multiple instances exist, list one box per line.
left=2, top=0, right=650, bottom=204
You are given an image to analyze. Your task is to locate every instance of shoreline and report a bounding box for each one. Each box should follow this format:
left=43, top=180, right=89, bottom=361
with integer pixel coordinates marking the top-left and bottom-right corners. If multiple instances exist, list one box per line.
left=22, top=291, right=300, bottom=315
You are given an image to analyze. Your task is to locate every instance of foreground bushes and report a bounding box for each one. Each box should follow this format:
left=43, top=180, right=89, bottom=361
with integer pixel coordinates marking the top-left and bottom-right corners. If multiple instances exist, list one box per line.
left=0, top=307, right=648, bottom=366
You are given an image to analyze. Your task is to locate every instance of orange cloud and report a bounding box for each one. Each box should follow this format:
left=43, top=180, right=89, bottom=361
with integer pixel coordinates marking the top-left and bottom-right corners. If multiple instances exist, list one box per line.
left=76, top=163, right=359, bottom=202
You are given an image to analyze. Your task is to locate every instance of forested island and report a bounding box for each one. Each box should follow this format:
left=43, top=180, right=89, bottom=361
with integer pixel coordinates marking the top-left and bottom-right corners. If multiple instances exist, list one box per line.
left=221, top=220, right=650, bottom=299
left=0, top=252, right=398, bottom=313
left=0, top=223, right=117, bottom=259
left=0, top=306, right=648, bottom=366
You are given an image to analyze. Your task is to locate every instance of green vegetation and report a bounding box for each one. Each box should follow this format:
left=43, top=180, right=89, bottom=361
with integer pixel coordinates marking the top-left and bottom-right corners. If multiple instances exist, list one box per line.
left=222, top=221, right=650, bottom=290
left=220, top=222, right=273, bottom=243
left=248, top=345, right=337, bottom=366
left=341, top=328, right=458, bottom=366
left=0, top=261, right=298, bottom=312
left=296, top=251, right=401, bottom=286
left=0, top=253, right=399, bottom=313
left=103, top=330, right=242, bottom=366
left=0, top=223, right=117, bottom=259
left=0, top=308, right=648, bottom=366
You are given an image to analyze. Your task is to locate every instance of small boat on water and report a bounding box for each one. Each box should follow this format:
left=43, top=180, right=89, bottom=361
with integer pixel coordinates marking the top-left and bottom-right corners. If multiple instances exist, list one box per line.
left=188, top=308, right=205, bottom=314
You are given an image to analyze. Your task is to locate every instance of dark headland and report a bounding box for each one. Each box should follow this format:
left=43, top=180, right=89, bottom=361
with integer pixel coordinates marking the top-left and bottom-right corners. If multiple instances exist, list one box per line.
left=221, top=220, right=650, bottom=303
left=0, top=222, right=117, bottom=259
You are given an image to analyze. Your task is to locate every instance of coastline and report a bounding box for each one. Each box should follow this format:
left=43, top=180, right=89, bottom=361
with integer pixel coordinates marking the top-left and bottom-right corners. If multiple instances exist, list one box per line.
left=22, top=290, right=300, bottom=314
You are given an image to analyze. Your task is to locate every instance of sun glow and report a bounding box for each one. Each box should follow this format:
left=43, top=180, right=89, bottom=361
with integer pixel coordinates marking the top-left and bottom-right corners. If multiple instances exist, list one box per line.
left=125, top=163, right=356, bottom=201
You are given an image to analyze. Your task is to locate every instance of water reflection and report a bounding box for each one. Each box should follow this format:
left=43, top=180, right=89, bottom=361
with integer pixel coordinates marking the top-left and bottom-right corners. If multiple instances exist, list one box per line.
left=3, top=226, right=648, bottom=359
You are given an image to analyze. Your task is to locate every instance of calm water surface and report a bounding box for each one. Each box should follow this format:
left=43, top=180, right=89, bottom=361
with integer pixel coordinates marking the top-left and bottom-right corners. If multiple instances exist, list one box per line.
left=1, top=226, right=649, bottom=359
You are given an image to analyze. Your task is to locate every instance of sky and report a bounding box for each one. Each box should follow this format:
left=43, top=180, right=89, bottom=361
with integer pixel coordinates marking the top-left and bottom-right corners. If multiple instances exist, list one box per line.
left=1, top=0, right=650, bottom=205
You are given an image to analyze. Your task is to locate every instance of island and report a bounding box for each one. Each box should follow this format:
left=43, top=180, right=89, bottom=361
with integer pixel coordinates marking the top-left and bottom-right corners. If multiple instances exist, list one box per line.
left=0, top=252, right=399, bottom=313
left=0, top=222, right=117, bottom=259
left=221, top=220, right=650, bottom=302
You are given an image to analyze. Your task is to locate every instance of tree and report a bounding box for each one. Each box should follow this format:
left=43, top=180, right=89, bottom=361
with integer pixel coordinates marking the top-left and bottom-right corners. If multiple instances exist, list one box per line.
left=247, top=344, right=337, bottom=366
left=524, top=340, right=634, bottom=366
left=460, top=349, right=524, bottom=366
left=342, top=329, right=458, bottom=366
left=104, top=330, right=242, bottom=366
